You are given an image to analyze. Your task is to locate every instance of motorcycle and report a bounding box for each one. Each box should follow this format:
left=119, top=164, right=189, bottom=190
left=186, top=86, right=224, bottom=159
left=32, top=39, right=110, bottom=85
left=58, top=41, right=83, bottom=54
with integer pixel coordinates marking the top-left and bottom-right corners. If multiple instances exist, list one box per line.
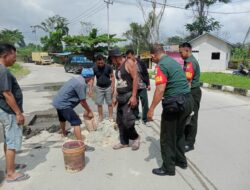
left=232, top=64, right=250, bottom=76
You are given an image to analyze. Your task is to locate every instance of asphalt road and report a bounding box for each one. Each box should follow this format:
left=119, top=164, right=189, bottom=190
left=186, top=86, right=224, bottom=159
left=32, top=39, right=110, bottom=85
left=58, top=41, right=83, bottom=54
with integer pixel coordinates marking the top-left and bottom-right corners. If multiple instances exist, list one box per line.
left=0, top=64, right=249, bottom=190
left=148, top=86, right=250, bottom=190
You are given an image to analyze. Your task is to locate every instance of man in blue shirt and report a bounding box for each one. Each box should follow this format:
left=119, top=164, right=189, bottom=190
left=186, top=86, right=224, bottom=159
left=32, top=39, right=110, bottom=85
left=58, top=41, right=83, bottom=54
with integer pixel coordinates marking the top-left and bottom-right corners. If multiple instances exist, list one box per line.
left=53, top=68, right=94, bottom=141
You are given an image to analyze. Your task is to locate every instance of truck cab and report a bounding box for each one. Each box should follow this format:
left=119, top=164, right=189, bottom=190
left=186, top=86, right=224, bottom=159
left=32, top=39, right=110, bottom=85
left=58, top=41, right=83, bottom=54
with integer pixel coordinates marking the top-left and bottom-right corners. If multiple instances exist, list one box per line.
left=41, top=55, right=53, bottom=65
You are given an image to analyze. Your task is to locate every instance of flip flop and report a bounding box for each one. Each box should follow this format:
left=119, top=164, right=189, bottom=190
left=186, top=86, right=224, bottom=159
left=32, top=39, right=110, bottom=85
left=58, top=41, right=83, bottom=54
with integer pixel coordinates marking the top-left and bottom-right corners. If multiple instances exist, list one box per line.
left=6, top=173, right=30, bottom=183
left=61, top=130, right=71, bottom=137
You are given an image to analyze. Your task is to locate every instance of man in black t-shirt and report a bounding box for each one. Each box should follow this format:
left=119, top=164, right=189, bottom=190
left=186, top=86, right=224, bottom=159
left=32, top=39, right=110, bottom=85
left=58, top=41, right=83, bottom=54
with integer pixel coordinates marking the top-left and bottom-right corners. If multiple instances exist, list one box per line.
left=91, top=54, right=115, bottom=122
left=0, top=44, right=29, bottom=182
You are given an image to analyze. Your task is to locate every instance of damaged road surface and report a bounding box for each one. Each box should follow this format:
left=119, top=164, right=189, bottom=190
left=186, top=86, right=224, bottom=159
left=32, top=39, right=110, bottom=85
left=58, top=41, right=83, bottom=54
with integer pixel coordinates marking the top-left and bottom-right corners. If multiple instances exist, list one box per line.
left=1, top=64, right=250, bottom=190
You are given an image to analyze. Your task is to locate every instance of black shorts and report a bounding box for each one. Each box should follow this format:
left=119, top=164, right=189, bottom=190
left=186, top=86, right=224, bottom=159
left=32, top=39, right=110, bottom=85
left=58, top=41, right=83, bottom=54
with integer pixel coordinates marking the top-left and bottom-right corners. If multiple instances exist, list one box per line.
left=56, top=108, right=82, bottom=126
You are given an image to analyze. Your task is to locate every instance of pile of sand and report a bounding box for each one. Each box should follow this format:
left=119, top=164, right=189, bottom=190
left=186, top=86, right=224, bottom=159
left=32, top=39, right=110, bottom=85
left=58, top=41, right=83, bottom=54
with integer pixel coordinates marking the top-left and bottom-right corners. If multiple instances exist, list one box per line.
left=66, top=113, right=119, bottom=147
left=81, top=119, right=119, bottom=147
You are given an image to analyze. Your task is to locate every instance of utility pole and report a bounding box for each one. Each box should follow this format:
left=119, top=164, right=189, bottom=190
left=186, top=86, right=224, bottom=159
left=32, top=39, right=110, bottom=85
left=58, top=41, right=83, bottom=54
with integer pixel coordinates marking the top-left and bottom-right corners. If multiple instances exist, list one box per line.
left=30, top=25, right=38, bottom=51
left=104, top=0, right=113, bottom=50
left=243, top=26, right=250, bottom=45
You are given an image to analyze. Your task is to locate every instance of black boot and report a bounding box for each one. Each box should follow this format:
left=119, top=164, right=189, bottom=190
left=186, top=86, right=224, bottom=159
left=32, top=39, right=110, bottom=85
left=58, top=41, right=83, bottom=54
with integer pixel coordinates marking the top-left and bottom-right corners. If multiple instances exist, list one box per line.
left=184, top=145, right=194, bottom=153
left=152, top=167, right=175, bottom=176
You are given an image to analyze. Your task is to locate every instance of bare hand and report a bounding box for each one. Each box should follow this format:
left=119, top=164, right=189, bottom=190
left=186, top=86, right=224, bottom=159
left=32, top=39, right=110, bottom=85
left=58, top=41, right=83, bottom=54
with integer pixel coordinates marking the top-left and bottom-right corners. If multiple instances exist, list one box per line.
left=147, top=86, right=151, bottom=91
left=84, top=111, right=94, bottom=119
left=128, top=96, right=137, bottom=107
left=147, top=108, right=154, bottom=121
left=87, top=111, right=94, bottom=119
left=16, top=113, right=25, bottom=125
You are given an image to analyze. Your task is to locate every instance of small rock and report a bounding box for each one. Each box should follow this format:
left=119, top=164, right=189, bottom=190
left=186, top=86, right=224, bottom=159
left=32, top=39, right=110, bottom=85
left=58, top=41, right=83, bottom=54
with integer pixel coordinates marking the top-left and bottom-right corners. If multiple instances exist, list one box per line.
left=47, top=124, right=60, bottom=133
left=106, top=173, right=113, bottom=176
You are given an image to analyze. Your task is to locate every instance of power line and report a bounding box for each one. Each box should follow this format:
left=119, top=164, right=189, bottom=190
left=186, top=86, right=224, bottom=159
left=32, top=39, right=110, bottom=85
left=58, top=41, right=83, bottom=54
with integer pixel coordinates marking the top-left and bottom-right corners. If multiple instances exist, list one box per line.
left=143, top=0, right=250, bottom=14
left=68, top=1, right=104, bottom=24
left=114, top=0, right=140, bottom=6
left=70, top=5, right=106, bottom=25
left=69, top=3, right=106, bottom=25
left=68, top=1, right=103, bottom=23
left=81, top=5, right=106, bottom=20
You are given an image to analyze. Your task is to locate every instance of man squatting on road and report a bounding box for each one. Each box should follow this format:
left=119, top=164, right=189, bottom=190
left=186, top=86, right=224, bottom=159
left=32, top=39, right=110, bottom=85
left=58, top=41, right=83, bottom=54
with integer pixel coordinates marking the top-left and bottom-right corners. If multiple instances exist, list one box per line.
left=109, top=48, right=140, bottom=151
left=53, top=68, right=94, bottom=141
left=148, top=44, right=194, bottom=176
left=0, top=43, right=30, bottom=182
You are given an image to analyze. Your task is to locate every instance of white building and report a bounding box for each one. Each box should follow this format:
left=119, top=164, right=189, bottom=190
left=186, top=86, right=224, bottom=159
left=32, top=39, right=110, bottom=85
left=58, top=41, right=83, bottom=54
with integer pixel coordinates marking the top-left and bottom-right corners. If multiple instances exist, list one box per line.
left=190, top=33, right=232, bottom=72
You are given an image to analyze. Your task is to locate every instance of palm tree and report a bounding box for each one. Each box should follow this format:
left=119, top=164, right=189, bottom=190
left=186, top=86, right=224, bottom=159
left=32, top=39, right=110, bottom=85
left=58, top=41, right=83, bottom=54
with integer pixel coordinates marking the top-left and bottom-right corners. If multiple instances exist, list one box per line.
left=35, top=15, right=69, bottom=35
left=0, top=29, right=25, bottom=47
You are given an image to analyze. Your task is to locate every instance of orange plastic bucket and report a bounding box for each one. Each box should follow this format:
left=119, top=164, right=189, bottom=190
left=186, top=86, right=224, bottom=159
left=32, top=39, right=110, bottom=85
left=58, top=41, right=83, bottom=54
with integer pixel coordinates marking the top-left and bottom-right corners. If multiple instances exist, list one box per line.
left=62, top=140, right=85, bottom=173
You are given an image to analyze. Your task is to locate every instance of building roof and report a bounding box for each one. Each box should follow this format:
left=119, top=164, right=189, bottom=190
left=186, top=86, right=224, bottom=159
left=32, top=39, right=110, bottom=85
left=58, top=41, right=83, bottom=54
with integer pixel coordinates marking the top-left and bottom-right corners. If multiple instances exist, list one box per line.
left=189, top=33, right=233, bottom=47
left=50, top=52, right=72, bottom=56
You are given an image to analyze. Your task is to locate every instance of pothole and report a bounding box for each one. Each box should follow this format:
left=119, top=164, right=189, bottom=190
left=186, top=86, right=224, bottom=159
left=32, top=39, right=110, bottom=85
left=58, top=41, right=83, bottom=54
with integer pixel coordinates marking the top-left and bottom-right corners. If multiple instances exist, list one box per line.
left=25, top=110, right=119, bottom=147
left=21, top=83, right=63, bottom=92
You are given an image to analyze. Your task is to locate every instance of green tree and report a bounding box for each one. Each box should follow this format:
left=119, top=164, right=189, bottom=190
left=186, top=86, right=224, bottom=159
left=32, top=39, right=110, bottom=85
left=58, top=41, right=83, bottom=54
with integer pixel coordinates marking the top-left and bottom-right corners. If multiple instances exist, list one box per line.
left=166, top=35, right=185, bottom=45
left=186, top=16, right=221, bottom=37
left=185, top=0, right=230, bottom=37
left=36, top=15, right=69, bottom=53
left=40, top=29, right=64, bottom=53
left=123, top=22, right=150, bottom=54
left=0, top=29, right=26, bottom=47
left=63, top=28, right=125, bottom=60
left=231, top=46, right=248, bottom=61
left=17, top=43, right=42, bottom=62
left=35, top=15, right=69, bottom=35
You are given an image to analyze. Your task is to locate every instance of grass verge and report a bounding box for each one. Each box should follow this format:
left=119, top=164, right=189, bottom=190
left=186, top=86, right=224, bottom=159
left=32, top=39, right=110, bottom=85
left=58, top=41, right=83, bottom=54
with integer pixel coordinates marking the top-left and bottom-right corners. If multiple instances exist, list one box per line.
left=201, top=72, right=250, bottom=90
left=9, top=62, right=30, bottom=79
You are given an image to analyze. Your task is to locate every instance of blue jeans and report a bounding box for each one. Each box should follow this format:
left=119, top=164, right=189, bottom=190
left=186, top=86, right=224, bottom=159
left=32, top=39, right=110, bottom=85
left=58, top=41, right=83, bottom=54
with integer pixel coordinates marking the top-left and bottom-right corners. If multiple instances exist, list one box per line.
left=0, top=109, right=23, bottom=151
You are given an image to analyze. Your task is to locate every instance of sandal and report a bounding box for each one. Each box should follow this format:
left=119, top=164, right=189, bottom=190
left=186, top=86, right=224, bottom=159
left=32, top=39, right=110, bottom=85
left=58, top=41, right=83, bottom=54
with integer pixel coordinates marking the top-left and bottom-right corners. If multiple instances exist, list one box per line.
left=113, top=143, right=129, bottom=150
left=6, top=173, right=30, bottom=183
left=61, top=130, right=71, bottom=137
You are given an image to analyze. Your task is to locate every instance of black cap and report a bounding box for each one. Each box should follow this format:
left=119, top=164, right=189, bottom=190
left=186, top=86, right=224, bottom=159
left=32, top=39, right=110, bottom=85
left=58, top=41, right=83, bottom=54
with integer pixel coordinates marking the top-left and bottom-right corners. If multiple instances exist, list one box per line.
left=108, top=48, right=123, bottom=57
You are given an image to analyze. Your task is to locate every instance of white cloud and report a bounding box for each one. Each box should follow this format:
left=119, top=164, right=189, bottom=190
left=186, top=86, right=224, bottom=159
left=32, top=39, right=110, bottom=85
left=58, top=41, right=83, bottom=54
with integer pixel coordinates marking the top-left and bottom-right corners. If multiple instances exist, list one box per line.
left=0, top=0, right=249, bottom=44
